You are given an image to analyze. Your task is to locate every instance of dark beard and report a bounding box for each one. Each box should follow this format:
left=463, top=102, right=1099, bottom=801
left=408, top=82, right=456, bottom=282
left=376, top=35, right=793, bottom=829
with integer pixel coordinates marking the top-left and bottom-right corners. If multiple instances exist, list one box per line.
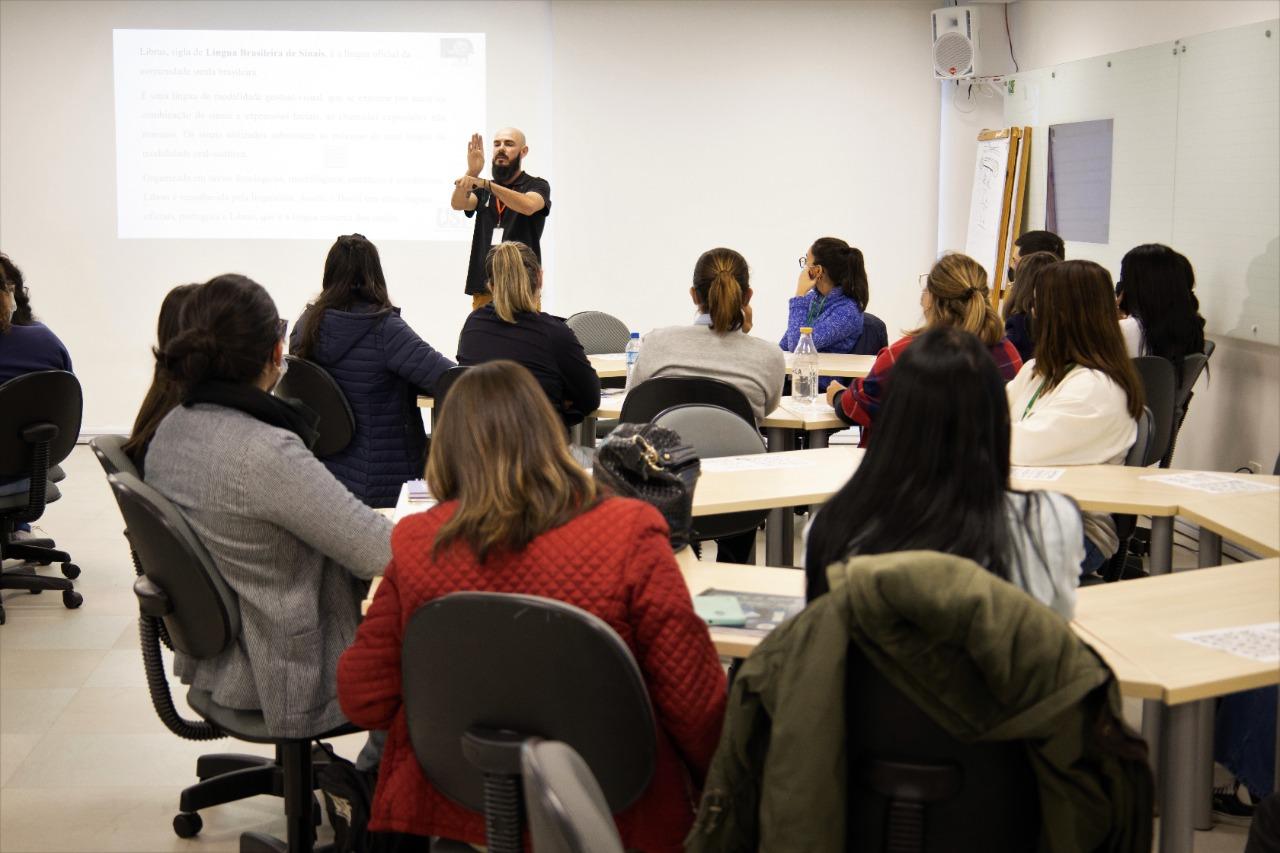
left=491, top=154, right=522, bottom=184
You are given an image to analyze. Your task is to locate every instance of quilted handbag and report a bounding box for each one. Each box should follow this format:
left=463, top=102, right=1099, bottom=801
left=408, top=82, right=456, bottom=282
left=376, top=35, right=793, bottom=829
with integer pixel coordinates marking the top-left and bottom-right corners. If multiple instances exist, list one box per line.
left=593, top=423, right=701, bottom=551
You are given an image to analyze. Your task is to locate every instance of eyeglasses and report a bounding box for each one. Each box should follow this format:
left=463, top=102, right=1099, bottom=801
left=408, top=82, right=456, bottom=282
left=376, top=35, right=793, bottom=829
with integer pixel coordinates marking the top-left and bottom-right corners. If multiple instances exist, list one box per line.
left=918, top=273, right=930, bottom=288
left=276, top=318, right=288, bottom=340
left=798, top=256, right=808, bottom=269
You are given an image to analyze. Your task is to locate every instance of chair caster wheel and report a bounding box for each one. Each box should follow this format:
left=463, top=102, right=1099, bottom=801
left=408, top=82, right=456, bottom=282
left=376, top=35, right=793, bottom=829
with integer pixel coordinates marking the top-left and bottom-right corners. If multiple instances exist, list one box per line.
left=173, top=811, right=202, bottom=838
left=61, top=563, right=80, bottom=579
left=62, top=590, right=83, bottom=610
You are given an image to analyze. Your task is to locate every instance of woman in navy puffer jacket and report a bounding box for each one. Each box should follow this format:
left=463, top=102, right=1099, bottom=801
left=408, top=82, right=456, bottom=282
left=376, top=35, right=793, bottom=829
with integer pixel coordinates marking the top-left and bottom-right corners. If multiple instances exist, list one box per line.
left=292, top=234, right=454, bottom=508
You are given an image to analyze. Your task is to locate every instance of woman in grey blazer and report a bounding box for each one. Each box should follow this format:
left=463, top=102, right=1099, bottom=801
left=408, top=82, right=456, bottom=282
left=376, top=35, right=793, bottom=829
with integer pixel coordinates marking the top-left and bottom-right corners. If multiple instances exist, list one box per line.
left=145, top=274, right=393, bottom=739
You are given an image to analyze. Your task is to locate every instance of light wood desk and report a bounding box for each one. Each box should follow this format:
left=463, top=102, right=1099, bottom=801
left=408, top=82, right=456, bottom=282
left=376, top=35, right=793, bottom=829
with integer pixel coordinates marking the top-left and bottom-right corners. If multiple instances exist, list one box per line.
left=1072, top=559, right=1280, bottom=853
left=576, top=352, right=875, bottom=381
left=1178, top=489, right=1280, bottom=561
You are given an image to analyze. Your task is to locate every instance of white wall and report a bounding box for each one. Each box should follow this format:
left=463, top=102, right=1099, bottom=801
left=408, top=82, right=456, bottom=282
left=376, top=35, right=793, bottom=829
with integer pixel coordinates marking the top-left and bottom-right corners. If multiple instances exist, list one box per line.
left=1, top=0, right=941, bottom=434
left=938, top=0, right=1280, bottom=474
left=549, top=0, right=941, bottom=349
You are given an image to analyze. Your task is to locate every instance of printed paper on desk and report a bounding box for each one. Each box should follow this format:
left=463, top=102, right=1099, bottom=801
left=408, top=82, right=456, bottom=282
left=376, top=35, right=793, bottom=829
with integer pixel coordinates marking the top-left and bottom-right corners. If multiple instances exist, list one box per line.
left=1140, top=472, right=1280, bottom=494
left=700, top=455, right=819, bottom=473
left=1011, top=467, right=1065, bottom=482
left=1176, top=622, right=1280, bottom=663
left=779, top=397, right=837, bottom=417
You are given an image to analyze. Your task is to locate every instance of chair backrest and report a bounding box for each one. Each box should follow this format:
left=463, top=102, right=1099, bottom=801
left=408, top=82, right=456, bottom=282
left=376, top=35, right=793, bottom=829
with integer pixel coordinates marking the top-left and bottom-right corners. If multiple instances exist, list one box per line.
left=0, top=370, right=82, bottom=479
left=1160, top=351, right=1211, bottom=468
left=432, top=365, right=470, bottom=418
left=846, top=644, right=1040, bottom=851
left=620, top=376, right=755, bottom=427
left=274, top=356, right=355, bottom=458
left=651, top=404, right=765, bottom=459
left=1125, top=406, right=1154, bottom=468
left=565, top=311, right=631, bottom=355
left=1131, top=357, right=1176, bottom=465
left=853, top=312, right=889, bottom=356
left=89, top=434, right=139, bottom=480
left=107, top=472, right=240, bottom=660
left=522, top=740, right=625, bottom=853
left=402, top=592, right=656, bottom=814
left=1203, top=338, right=1216, bottom=360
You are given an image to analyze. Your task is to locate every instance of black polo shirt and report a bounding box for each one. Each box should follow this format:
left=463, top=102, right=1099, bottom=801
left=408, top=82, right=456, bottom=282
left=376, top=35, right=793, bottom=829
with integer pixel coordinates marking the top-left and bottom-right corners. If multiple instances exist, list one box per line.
left=463, top=171, right=551, bottom=295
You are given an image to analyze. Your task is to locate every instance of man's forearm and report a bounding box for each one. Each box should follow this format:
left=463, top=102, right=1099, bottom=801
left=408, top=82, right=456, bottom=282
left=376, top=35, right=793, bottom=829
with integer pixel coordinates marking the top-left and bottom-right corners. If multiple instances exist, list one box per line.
left=487, top=180, right=545, bottom=216
left=450, top=179, right=476, bottom=211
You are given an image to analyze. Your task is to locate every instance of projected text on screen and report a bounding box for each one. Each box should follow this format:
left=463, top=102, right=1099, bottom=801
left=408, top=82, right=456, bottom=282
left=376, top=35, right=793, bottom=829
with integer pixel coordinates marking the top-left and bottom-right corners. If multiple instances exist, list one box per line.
left=113, top=29, right=485, bottom=240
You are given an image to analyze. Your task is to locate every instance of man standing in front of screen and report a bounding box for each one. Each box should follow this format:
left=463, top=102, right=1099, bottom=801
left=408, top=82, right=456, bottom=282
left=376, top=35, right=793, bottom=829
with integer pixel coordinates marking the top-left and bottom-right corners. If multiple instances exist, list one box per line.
left=450, top=128, right=551, bottom=310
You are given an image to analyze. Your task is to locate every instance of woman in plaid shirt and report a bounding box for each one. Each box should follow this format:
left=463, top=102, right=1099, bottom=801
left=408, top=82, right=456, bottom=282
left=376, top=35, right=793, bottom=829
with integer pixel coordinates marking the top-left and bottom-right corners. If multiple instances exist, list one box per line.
left=826, top=253, right=1021, bottom=446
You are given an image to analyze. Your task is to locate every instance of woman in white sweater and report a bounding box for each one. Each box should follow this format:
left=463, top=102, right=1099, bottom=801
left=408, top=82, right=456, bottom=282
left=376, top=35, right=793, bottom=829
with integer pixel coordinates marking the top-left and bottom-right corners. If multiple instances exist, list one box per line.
left=1006, top=259, right=1145, bottom=574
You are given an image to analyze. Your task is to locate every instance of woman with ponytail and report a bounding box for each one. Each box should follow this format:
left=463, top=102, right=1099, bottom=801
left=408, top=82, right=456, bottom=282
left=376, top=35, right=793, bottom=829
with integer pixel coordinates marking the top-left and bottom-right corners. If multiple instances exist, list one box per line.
left=779, top=237, right=868, bottom=388
left=457, top=241, right=600, bottom=428
left=628, top=247, right=785, bottom=423
left=122, top=282, right=201, bottom=472
left=144, top=274, right=393, bottom=739
left=291, top=234, right=454, bottom=508
left=826, top=252, right=1022, bottom=446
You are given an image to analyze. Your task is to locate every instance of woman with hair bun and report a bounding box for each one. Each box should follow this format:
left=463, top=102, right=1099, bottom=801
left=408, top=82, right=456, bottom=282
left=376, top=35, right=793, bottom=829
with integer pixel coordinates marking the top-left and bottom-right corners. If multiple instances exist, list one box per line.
left=779, top=237, right=868, bottom=387
left=456, top=241, right=600, bottom=428
left=826, top=252, right=1022, bottom=446
left=145, top=273, right=392, bottom=739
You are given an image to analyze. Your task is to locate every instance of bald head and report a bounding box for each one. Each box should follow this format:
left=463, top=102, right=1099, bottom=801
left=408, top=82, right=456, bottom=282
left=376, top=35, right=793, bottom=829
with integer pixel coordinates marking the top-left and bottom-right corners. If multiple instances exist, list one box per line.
left=491, top=128, right=529, bottom=183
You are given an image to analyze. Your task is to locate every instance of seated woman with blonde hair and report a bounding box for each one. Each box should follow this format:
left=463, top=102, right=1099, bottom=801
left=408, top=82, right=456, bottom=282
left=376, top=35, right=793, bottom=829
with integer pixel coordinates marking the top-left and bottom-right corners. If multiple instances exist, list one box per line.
left=338, top=360, right=726, bottom=852
left=827, top=252, right=1022, bottom=445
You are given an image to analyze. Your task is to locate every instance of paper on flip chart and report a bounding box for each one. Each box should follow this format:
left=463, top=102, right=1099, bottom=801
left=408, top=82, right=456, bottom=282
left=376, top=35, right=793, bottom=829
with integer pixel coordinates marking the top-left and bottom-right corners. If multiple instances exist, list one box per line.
left=700, top=454, right=819, bottom=473
left=1140, top=472, right=1280, bottom=494
left=1176, top=622, right=1280, bottom=663
left=1011, top=467, right=1065, bottom=482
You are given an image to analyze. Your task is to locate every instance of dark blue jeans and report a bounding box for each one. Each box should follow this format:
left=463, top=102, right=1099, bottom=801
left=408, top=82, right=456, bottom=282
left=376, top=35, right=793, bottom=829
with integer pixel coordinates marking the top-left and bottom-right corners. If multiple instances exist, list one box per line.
left=1216, top=686, right=1277, bottom=800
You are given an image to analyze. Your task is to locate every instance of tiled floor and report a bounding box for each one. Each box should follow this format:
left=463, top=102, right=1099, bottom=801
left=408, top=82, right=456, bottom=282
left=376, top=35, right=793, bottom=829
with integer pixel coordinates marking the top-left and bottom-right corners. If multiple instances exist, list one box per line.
left=0, top=447, right=1252, bottom=851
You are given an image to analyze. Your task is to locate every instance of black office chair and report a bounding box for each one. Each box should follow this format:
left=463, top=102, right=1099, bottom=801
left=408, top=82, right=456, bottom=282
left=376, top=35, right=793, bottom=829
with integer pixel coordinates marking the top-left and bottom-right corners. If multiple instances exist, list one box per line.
left=274, top=355, right=355, bottom=459
left=431, top=365, right=471, bottom=420
left=651, top=403, right=769, bottom=560
left=91, top=435, right=316, bottom=839
left=1100, top=406, right=1155, bottom=583
left=0, top=370, right=83, bottom=623
left=1131, top=357, right=1177, bottom=468
left=521, top=740, right=626, bottom=853
left=108, top=470, right=354, bottom=852
left=847, top=644, right=1040, bottom=852
left=1160, top=349, right=1211, bottom=469
left=853, top=312, right=889, bottom=355
left=620, top=376, right=756, bottom=427
left=402, top=592, right=656, bottom=853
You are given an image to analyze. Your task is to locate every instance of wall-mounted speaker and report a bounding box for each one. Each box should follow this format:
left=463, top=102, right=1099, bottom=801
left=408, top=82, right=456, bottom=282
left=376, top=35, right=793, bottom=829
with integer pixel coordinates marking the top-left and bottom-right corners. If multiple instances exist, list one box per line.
left=932, top=5, right=1015, bottom=80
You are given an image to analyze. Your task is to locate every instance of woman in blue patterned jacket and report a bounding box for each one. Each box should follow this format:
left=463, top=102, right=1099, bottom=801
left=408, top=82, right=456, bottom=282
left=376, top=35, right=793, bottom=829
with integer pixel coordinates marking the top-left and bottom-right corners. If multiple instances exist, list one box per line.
left=779, top=237, right=868, bottom=390
left=292, top=234, right=454, bottom=508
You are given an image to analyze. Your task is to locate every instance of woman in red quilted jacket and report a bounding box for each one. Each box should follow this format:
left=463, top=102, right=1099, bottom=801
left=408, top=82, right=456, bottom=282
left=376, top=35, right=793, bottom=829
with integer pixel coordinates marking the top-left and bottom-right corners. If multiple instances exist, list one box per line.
left=337, top=359, right=727, bottom=852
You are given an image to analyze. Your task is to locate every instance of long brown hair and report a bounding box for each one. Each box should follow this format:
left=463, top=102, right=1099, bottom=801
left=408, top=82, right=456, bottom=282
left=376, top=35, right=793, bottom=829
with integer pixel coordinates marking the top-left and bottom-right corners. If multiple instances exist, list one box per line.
left=1033, top=260, right=1145, bottom=419
left=691, top=247, right=749, bottom=333
left=0, top=266, right=13, bottom=335
left=123, top=283, right=202, bottom=465
left=295, top=234, right=392, bottom=359
left=915, top=253, right=1004, bottom=346
left=484, top=242, right=541, bottom=323
left=426, top=360, right=596, bottom=561
left=1002, top=250, right=1058, bottom=320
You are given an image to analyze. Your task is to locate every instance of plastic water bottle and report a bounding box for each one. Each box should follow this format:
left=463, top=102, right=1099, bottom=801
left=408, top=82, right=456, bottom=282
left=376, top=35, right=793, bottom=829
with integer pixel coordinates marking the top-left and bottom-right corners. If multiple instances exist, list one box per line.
left=625, top=332, right=641, bottom=384
left=792, top=327, right=819, bottom=404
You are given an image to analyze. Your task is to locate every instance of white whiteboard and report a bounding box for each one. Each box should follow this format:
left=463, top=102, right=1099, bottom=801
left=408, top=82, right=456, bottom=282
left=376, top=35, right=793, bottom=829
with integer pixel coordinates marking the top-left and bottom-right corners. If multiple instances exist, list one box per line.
left=1004, top=19, right=1279, bottom=346
left=964, top=133, right=1011, bottom=284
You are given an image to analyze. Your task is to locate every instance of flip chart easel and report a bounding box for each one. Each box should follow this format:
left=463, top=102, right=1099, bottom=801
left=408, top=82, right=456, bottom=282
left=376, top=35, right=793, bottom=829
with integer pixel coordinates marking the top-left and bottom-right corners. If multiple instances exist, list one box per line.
left=964, top=127, right=1030, bottom=309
